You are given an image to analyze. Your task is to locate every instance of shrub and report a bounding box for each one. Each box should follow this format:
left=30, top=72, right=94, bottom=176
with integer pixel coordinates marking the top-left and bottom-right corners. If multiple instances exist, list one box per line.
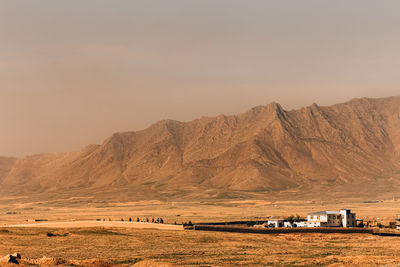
left=247, top=221, right=256, bottom=227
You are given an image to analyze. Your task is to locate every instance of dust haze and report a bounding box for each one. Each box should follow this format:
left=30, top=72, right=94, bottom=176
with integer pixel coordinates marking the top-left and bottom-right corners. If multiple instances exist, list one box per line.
left=1, top=0, right=400, bottom=156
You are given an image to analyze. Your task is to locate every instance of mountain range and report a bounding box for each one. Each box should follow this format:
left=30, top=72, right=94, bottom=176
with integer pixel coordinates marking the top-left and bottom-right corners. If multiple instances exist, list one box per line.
left=1, top=96, right=400, bottom=202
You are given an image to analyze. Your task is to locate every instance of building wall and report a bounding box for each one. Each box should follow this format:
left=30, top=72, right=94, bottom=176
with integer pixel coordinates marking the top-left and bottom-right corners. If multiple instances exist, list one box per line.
left=307, top=214, right=342, bottom=227
left=295, top=221, right=307, bottom=227
left=284, top=221, right=292, bottom=228
left=326, top=214, right=342, bottom=227
left=307, top=221, right=321, bottom=227
left=267, top=220, right=284, bottom=228
left=340, top=210, right=356, bottom=227
left=308, top=210, right=357, bottom=228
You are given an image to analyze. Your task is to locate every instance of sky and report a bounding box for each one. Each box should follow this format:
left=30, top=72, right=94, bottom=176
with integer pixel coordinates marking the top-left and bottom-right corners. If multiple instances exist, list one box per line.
left=1, top=0, right=400, bottom=157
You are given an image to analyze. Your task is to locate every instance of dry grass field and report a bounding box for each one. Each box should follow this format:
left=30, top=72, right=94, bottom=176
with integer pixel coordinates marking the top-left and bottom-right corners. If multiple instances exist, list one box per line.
left=1, top=227, right=400, bottom=266
left=1, top=199, right=400, bottom=266
left=1, top=198, right=400, bottom=226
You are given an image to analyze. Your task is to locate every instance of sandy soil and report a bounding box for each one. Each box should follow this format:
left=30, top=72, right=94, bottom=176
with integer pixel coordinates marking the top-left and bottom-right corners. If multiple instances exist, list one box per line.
left=1, top=227, right=400, bottom=266
left=1, top=199, right=400, bottom=226
left=3, top=221, right=183, bottom=230
left=1, top=199, right=400, bottom=265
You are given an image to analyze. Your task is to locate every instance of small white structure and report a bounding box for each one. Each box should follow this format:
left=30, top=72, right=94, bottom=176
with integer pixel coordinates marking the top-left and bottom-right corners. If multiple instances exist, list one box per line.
left=267, top=219, right=285, bottom=228
left=396, top=214, right=400, bottom=230
left=307, top=209, right=357, bottom=227
left=283, top=220, right=307, bottom=228
left=283, top=221, right=293, bottom=228
left=294, top=221, right=307, bottom=228
left=266, top=219, right=307, bottom=228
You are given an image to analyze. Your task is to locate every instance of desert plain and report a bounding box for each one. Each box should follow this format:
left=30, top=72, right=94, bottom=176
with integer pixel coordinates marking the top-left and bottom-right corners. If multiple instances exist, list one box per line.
left=2, top=226, right=400, bottom=266
left=1, top=198, right=400, bottom=266
left=1, top=97, right=400, bottom=266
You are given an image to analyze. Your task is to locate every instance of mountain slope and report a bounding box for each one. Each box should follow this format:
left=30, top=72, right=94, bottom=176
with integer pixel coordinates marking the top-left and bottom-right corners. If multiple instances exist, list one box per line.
left=1, top=96, right=400, bottom=201
left=0, top=156, right=16, bottom=184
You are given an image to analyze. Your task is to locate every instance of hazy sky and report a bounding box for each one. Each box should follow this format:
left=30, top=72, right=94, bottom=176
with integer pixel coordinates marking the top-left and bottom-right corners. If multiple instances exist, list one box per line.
left=1, top=0, right=400, bottom=157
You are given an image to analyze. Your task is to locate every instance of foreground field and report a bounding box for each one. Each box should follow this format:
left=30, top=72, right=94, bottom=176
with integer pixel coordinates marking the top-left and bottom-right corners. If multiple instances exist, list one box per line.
left=1, top=227, right=400, bottom=266
left=1, top=199, right=400, bottom=266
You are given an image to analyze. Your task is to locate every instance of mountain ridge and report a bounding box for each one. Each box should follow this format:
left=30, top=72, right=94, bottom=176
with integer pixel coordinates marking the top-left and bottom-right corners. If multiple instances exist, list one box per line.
left=1, top=96, right=400, bottom=201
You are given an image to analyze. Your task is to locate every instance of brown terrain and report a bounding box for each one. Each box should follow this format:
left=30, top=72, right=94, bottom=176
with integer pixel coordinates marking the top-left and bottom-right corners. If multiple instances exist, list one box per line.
left=1, top=96, right=400, bottom=266
left=0, top=157, right=15, bottom=186
left=2, top=227, right=400, bottom=266
left=1, top=96, right=400, bottom=202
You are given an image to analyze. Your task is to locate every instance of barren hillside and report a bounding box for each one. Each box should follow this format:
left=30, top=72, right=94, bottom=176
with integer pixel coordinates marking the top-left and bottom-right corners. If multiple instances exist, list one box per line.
left=0, top=156, right=16, bottom=184
left=1, top=96, right=400, bottom=201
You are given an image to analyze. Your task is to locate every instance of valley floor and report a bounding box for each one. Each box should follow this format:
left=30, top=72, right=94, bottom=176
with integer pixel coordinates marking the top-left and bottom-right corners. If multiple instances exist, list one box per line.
left=1, top=199, right=400, bottom=265
left=1, top=227, right=400, bottom=266
left=3, top=220, right=183, bottom=231
left=1, top=198, right=400, bottom=226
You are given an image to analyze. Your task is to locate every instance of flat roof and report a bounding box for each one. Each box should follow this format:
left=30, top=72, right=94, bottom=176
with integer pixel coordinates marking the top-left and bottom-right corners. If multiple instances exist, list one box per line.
left=308, top=211, right=340, bottom=215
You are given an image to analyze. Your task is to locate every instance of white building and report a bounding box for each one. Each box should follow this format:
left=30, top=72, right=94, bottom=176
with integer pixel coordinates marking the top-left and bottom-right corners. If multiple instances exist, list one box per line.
left=340, top=209, right=356, bottom=227
left=294, top=221, right=307, bottom=228
left=266, top=219, right=307, bottom=228
left=267, top=219, right=285, bottom=228
left=307, top=209, right=356, bottom=227
left=307, top=211, right=342, bottom=227
left=396, top=214, right=400, bottom=230
left=284, top=221, right=293, bottom=228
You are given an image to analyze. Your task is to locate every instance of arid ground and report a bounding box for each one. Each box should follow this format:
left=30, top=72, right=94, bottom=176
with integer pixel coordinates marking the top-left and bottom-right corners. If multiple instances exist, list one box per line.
left=1, top=227, right=400, bottom=266
left=1, top=198, right=400, bottom=226
left=1, top=199, right=400, bottom=266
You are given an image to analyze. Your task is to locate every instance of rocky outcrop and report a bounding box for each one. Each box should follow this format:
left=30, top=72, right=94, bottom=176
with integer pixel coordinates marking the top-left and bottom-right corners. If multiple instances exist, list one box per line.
left=0, top=253, right=21, bottom=265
